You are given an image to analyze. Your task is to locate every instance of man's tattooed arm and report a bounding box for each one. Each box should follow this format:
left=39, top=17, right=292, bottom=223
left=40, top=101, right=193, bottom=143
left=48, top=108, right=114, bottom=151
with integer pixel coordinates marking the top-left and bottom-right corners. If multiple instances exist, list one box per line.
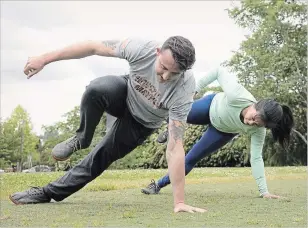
left=102, top=40, right=120, bottom=50
left=91, top=39, right=126, bottom=57
left=167, top=120, right=186, bottom=151
left=166, top=119, right=186, bottom=205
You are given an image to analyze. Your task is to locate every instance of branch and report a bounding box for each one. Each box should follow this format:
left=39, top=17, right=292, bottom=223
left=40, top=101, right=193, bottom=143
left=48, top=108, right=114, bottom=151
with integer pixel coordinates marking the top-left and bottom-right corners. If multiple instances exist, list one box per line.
left=293, top=57, right=307, bottom=107
left=292, top=129, right=307, bottom=144
left=294, top=57, right=305, bottom=81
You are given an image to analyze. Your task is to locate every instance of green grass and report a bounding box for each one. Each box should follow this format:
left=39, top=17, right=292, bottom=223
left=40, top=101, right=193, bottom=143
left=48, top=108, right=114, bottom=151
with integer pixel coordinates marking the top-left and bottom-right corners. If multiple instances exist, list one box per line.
left=0, top=167, right=307, bottom=227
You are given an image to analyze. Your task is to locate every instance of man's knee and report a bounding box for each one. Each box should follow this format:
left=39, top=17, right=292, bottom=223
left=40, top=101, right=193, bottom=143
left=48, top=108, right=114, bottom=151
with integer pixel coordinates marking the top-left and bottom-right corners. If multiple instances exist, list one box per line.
left=84, top=76, right=127, bottom=100
left=84, top=78, right=107, bottom=98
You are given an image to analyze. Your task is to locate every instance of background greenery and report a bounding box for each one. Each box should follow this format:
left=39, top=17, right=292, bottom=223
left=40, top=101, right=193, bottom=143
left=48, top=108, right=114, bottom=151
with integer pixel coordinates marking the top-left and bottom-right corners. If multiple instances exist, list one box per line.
left=0, top=0, right=306, bottom=171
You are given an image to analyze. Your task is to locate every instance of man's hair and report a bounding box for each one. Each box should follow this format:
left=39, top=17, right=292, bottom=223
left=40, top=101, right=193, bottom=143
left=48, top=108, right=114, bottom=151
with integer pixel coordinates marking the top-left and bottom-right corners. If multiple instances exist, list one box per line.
left=161, top=36, right=196, bottom=71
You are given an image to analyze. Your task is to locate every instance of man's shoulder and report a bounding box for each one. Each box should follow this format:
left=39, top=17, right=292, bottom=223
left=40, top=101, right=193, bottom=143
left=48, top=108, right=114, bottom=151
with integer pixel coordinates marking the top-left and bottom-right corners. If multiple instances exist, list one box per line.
left=119, top=37, right=159, bottom=64
left=182, top=70, right=196, bottom=88
left=183, top=70, right=195, bottom=82
left=172, top=70, right=196, bottom=96
left=124, top=37, right=160, bottom=49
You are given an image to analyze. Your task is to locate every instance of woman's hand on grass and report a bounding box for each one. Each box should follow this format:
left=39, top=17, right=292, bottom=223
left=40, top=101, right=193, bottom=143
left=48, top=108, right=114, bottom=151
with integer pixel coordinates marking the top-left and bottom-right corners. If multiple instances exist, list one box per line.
left=262, top=193, right=280, bottom=199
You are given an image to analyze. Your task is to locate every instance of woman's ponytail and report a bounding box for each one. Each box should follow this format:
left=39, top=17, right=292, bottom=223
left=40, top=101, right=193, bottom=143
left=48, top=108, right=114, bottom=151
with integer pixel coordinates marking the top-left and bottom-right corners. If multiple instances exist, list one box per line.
left=270, top=105, right=294, bottom=149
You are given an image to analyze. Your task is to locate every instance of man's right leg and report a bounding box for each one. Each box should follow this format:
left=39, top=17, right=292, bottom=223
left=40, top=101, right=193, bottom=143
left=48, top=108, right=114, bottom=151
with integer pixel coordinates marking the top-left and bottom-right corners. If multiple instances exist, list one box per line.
left=10, top=105, right=155, bottom=204
left=52, top=75, right=128, bottom=161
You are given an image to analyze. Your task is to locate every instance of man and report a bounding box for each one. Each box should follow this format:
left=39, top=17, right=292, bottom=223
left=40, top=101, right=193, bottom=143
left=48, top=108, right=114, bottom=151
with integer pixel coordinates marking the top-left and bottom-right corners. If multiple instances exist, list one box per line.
left=9, top=36, right=206, bottom=213
left=105, top=114, right=117, bottom=133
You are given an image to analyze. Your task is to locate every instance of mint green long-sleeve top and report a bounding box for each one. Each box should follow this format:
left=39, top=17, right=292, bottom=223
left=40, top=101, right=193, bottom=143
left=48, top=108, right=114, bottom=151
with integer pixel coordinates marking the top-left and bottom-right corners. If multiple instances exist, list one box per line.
left=196, top=67, right=268, bottom=195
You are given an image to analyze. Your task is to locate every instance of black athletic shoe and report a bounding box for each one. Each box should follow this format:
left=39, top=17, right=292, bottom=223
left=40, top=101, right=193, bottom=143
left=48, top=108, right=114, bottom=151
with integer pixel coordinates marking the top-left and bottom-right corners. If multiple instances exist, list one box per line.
left=156, top=131, right=168, bottom=144
left=9, top=187, right=51, bottom=205
left=52, top=136, right=81, bottom=161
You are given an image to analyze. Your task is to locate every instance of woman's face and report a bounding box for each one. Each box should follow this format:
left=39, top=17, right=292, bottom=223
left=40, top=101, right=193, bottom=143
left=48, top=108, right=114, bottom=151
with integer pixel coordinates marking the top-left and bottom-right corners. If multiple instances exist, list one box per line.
left=243, top=105, right=265, bottom=127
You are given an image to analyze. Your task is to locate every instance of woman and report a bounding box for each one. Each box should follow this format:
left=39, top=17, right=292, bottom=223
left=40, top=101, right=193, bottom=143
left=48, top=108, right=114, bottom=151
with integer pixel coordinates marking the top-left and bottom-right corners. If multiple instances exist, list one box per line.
left=142, top=66, right=294, bottom=199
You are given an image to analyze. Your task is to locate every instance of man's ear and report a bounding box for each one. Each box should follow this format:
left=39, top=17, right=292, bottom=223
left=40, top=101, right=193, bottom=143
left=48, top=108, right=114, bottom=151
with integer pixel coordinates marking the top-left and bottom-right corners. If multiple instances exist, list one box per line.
left=156, top=48, right=161, bottom=56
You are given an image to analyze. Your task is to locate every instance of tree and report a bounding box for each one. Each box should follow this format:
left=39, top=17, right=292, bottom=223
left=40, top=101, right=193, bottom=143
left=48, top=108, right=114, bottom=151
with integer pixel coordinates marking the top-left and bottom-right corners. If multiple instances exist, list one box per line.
left=225, top=0, right=307, bottom=165
left=0, top=119, right=11, bottom=168
left=0, top=105, right=39, bottom=170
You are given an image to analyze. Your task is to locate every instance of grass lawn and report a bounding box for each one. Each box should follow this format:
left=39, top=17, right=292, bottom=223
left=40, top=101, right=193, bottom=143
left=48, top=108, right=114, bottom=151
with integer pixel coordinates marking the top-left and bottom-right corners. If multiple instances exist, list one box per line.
left=0, top=166, right=307, bottom=227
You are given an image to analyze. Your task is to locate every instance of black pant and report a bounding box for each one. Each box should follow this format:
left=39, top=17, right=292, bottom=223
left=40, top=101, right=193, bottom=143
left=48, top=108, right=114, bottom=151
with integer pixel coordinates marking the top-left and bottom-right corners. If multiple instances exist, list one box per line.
left=44, top=75, right=155, bottom=201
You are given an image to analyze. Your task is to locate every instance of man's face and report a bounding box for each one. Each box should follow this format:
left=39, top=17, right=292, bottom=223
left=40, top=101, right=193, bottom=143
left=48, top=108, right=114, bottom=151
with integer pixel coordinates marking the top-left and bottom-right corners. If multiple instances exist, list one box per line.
left=155, top=48, right=182, bottom=83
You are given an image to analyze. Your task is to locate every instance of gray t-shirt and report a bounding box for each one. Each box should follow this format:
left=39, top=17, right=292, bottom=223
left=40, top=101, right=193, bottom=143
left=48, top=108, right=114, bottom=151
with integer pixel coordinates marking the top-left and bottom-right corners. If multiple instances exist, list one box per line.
left=114, top=38, right=196, bottom=128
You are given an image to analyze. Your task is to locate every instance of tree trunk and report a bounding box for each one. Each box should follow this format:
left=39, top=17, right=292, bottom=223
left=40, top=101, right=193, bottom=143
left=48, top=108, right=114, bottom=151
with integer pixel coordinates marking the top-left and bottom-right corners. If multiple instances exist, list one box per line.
left=292, top=129, right=307, bottom=144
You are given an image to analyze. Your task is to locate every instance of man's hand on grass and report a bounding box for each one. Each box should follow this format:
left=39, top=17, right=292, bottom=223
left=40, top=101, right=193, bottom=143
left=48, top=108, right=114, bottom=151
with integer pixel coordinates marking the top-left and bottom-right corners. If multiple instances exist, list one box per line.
left=174, top=203, right=207, bottom=213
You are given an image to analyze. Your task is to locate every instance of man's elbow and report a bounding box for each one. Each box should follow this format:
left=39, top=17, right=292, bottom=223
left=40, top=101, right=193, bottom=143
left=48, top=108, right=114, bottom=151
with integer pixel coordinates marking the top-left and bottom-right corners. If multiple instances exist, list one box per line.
left=90, top=41, right=104, bottom=55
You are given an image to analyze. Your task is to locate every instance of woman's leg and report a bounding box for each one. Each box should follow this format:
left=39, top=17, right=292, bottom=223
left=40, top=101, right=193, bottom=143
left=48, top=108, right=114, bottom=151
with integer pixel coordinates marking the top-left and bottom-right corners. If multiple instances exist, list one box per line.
left=157, top=125, right=236, bottom=188
left=186, top=93, right=216, bottom=125
left=156, top=94, right=216, bottom=144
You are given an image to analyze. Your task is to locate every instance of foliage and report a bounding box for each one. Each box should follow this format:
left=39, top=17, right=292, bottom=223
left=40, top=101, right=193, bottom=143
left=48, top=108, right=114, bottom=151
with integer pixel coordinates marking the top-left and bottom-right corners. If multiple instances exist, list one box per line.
left=0, top=105, right=38, bottom=170
left=224, top=0, right=307, bottom=165
left=1, top=1, right=306, bottom=170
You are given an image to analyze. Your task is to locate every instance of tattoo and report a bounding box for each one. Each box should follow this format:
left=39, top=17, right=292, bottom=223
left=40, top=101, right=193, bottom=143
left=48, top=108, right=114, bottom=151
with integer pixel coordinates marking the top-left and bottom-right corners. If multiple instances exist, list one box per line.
left=170, top=121, right=185, bottom=141
left=102, top=40, right=119, bottom=50
left=168, top=120, right=186, bottom=150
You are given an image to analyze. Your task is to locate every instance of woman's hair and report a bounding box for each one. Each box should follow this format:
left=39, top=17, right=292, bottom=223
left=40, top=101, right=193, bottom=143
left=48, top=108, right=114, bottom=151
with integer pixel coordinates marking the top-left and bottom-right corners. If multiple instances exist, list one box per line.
left=254, top=99, right=294, bottom=149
